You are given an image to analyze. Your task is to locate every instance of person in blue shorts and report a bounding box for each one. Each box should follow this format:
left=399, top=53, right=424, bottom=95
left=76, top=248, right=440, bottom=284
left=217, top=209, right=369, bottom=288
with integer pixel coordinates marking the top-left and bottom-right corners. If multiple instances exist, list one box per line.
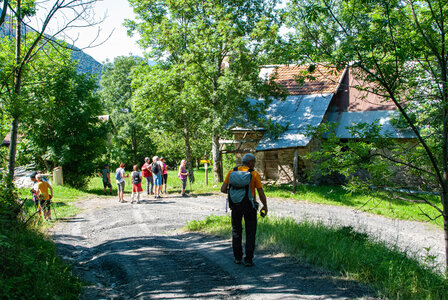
left=151, top=156, right=163, bottom=199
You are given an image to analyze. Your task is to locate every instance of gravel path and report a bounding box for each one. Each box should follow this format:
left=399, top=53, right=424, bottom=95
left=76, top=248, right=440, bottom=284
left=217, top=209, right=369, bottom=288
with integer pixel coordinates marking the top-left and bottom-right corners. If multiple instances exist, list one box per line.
left=50, top=193, right=445, bottom=299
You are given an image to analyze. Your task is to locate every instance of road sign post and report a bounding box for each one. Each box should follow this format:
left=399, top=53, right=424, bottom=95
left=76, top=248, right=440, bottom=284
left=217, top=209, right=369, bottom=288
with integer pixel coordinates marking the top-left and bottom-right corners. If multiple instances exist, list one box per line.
left=200, top=160, right=211, bottom=186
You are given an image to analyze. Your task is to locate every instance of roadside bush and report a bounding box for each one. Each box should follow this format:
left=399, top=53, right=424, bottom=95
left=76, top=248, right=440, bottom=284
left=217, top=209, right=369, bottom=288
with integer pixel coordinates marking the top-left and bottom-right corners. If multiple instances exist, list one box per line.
left=0, top=173, right=82, bottom=298
left=0, top=219, right=82, bottom=299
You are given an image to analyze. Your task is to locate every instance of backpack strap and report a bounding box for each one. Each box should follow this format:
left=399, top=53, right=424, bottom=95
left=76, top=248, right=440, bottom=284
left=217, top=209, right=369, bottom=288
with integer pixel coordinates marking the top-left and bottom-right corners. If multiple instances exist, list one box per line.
left=244, top=168, right=253, bottom=201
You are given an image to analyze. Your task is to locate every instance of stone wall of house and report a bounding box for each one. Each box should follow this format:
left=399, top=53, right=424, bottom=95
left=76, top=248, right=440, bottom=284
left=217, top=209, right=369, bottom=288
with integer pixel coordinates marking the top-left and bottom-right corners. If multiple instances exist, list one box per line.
left=278, top=149, right=294, bottom=182
left=232, top=131, right=264, bottom=175
left=230, top=132, right=325, bottom=183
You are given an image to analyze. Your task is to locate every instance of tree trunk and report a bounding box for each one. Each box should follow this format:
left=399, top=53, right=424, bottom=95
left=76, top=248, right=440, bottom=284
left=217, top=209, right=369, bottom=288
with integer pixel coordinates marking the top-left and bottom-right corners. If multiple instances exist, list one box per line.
left=183, top=117, right=194, bottom=183
left=212, top=133, right=223, bottom=182
left=443, top=199, right=448, bottom=267
left=7, top=119, right=19, bottom=183
left=7, top=0, right=22, bottom=184
left=293, top=149, right=299, bottom=193
left=131, top=129, right=137, bottom=164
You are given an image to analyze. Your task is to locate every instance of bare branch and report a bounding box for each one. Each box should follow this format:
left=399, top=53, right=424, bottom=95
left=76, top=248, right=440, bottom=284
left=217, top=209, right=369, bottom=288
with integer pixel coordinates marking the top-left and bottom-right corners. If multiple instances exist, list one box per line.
left=0, top=0, right=7, bottom=26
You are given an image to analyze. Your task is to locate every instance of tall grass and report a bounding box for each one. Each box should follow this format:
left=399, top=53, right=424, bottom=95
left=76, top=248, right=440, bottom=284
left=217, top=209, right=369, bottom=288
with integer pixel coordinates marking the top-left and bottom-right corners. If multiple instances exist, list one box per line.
left=0, top=218, right=82, bottom=299
left=0, top=183, right=87, bottom=298
left=186, top=215, right=448, bottom=299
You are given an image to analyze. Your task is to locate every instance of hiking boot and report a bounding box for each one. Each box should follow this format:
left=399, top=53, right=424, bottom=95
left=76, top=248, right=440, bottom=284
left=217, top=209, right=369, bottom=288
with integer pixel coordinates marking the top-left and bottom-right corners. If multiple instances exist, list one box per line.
left=234, top=259, right=242, bottom=265
left=244, top=259, right=254, bottom=267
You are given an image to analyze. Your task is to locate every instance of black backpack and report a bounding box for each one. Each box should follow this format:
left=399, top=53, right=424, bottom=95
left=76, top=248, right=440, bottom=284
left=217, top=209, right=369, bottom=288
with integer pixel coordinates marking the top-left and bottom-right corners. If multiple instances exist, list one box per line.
left=151, top=162, right=160, bottom=174
left=132, top=172, right=141, bottom=184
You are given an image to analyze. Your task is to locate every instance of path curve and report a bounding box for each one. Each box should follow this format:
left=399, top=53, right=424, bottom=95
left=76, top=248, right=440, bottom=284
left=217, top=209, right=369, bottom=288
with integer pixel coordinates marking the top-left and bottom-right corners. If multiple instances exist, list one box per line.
left=50, top=193, right=444, bottom=299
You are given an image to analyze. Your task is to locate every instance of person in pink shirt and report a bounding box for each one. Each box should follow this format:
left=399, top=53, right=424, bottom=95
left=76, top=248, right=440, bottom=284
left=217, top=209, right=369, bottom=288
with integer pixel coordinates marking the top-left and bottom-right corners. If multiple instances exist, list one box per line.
left=161, top=157, right=168, bottom=194
left=178, top=159, right=189, bottom=197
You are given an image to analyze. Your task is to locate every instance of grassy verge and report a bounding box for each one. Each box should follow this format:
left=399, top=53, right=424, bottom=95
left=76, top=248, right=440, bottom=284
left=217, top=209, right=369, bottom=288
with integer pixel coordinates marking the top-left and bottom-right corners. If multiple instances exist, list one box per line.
left=186, top=215, right=448, bottom=299
left=264, top=184, right=443, bottom=228
left=0, top=217, right=82, bottom=299
left=0, top=183, right=91, bottom=299
left=159, top=167, right=443, bottom=228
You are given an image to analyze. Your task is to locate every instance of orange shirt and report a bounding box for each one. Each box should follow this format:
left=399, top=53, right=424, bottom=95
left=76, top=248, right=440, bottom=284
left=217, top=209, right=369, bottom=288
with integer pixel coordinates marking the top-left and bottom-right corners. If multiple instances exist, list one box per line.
left=37, top=181, right=51, bottom=200
left=224, top=166, right=262, bottom=201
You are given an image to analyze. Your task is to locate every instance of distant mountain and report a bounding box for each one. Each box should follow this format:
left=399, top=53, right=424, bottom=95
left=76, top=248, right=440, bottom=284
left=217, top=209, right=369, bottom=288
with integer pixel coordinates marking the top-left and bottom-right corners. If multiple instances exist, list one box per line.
left=0, top=11, right=103, bottom=79
left=70, top=47, right=103, bottom=79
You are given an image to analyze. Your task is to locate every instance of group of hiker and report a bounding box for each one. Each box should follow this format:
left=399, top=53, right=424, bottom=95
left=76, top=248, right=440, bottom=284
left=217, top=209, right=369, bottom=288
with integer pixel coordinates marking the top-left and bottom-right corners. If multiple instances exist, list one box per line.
left=99, top=156, right=190, bottom=203
left=27, top=152, right=269, bottom=266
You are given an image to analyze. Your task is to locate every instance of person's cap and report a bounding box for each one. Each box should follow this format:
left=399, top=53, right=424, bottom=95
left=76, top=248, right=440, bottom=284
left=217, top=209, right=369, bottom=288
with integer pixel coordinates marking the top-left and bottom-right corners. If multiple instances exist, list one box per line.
left=242, top=153, right=256, bottom=164
left=145, top=157, right=150, bottom=162
left=29, top=171, right=38, bottom=178
left=161, top=157, right=165, bottom=160
left=104, top=164, right=109, bottom=168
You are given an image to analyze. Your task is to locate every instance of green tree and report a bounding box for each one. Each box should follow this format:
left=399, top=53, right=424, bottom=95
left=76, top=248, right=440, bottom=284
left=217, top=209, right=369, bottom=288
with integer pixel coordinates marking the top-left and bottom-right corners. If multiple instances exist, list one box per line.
left=127, top=0, right=281, bottom=182
left=132, top=63, right=211, bottom=182
left=0, top=0, right=101, bottom=186
left=284, top=0, right=448, bottom=266
left=100, top=56, right=156, bottom=167
left=20, top=59, right=106, bottom=188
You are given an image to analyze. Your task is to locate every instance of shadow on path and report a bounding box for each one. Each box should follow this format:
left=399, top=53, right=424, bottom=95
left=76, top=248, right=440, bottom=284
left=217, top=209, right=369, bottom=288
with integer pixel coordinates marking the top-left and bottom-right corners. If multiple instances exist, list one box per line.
left=55, top=232, right=376, bottom=299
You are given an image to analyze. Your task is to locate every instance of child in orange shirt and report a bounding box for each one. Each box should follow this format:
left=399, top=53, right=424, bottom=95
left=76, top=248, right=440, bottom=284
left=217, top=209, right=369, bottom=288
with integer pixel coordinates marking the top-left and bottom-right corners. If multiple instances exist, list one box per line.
left=36, top=174, right=54, bottom=220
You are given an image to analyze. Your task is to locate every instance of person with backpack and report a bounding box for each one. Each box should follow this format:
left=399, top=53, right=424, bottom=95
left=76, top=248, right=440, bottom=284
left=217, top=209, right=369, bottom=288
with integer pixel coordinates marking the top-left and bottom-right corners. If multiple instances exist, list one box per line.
left=151, top=156, right=163, bottom=198
left=115, top=163, right=128, bottom=203
left=142, top=157, right=154, bottom=195
left=98, top=164, right=112, bottom=195
left=220, top=153, right=268, bottom=267
left=130, top=164, right=143, bottom=204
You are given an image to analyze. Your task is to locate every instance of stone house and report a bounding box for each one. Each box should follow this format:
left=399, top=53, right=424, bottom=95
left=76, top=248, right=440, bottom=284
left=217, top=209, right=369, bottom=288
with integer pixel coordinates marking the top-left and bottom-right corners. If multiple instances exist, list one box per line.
left=221, top=64, right=415, bottom=183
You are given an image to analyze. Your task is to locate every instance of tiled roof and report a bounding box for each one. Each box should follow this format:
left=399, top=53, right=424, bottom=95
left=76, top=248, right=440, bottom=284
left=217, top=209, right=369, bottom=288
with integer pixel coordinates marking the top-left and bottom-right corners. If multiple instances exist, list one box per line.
left=261, top=64, right=344, bottom=95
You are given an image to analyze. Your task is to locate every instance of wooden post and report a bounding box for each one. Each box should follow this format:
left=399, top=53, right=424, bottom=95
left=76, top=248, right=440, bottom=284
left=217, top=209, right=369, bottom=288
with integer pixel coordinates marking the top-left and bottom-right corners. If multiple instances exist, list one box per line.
left=293, top=149, right=299, bottom=193
left=205, top=163, right=208, bottom=186
left=204, top=163, right=208, bottom=185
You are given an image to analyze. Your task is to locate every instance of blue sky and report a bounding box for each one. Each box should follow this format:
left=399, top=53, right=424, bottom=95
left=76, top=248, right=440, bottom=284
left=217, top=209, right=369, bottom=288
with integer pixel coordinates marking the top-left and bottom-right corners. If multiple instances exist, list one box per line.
left=78, top=0, right=144, bottom=63
left=33, top=0, right=144, bottom=63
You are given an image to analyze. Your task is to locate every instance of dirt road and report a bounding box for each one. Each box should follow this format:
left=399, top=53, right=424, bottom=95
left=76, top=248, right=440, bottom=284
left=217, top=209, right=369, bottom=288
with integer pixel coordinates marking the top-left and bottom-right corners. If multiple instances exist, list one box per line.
left=50, top=193, right=444, bottom=299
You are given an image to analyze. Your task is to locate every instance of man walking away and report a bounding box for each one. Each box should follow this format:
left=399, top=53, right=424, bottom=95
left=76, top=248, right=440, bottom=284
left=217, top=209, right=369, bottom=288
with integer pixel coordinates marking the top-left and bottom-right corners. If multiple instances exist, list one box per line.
left=142, top=157, right=153, bottom=195
left=99, top=164, right=112, bottom=195
left=115, top=163, right=127, bottom=203
left=220, top=153, right=268, bottom=267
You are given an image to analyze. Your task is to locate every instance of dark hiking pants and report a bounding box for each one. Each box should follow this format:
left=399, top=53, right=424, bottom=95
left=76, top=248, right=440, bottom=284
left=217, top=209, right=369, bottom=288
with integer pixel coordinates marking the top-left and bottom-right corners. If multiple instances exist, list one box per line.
left=146, top=176, right=154, bottom=194
left=231, top=201, right=257, bottom=261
